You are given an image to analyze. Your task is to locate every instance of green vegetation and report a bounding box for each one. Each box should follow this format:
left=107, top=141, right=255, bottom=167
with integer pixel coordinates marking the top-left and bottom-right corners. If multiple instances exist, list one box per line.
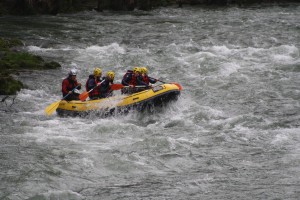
left=0, top=51, right=60, bottom=70
left=0, top=74, right=24, bottom=95
left=0, top=38, right=61, bottom=95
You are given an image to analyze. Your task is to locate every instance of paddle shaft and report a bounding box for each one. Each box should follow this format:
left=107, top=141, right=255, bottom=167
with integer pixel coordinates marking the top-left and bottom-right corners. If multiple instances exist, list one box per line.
left=88, top=80, right=105, bottom=93
left=64, top=85, right=80, bottom=99
left=79, top=80, right=105, bottom=101
left=110, top=84, right=148, bottom=90
left=122, top=85, right=148, bottom=88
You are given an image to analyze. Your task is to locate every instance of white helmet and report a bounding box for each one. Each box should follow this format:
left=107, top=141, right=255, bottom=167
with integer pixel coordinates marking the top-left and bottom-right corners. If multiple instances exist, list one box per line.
left=69, top=69, right=77, bottom=76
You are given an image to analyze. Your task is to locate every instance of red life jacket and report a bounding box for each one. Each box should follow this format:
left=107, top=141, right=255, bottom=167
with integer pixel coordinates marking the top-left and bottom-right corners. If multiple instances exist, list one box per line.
left=85, top=75, right=101, bottom=99
left=62, top=77, right=80, bottom=96
left=143, top=75, right=150, bottom=84
left=122, top=70, right=137, bottom=86
left=129, top=74, right=137, bottom=86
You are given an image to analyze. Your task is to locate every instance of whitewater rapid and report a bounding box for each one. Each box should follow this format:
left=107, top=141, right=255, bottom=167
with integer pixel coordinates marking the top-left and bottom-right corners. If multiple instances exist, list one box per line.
left=1, top=4, right=300, bottom=200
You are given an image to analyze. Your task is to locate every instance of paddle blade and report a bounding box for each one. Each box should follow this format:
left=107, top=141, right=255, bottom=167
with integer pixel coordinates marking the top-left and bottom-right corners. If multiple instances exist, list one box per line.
left=171, top=82, right=183, bottom=90
left=111, top=84, right=124, bottom=90
left=79, top=91, right=89, bottom=101
left=45, top=101, right=60, bottom=116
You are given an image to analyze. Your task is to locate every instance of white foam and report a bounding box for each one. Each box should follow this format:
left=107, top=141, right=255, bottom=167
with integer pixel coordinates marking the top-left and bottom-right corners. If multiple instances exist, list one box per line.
left=270, top=45, right=299, bottom=64
left=210, top=45, right=233, bottom=56
left=272, top=54, right=294, bottom=62
left=184, top=51, right=217, bottom=63
left=27, top=45, right=72, bottom=52
left=219, top=62, right=241, bottom=77
left=17, top=89, right=47, bottom=99
left=27, top=45, right=45, bottom=51
left=86, top=43, right=126, bottom=55
left=33, top=190, right=83, bottom=200
left=271, top=128, right=300, bottom=145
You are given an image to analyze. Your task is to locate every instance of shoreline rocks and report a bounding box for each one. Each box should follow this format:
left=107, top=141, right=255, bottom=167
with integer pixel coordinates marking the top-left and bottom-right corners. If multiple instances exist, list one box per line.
left=0, top=38, right=61, bottom=95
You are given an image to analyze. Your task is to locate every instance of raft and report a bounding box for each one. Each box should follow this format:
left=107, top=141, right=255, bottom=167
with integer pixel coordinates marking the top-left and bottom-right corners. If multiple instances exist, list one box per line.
left=56, top=83, right=181, bottom=117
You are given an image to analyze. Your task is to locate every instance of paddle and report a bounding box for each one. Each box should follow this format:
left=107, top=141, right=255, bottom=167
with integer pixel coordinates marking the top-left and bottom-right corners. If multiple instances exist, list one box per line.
left=148, top=76, right=183, bottom=90
left=45, top=85, right=80, bottom=116
left=111, top=84, right=125, bottom=90
left=79, top=80, right=105, bottom=101
left=110, top=84, right=148, bottom=90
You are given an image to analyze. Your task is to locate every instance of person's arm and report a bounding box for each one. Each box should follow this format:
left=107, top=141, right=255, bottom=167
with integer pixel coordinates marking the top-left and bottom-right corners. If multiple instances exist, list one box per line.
left=74, top=80, right=82, bottom=90
left=136, top=75, right=148, bottom=86
left=149, top=76, right=157, bottom=84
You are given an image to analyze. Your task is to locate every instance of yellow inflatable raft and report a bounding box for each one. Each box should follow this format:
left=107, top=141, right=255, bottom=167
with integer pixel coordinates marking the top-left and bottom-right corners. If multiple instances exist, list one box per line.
left=56, top=83, right=181, bottom=117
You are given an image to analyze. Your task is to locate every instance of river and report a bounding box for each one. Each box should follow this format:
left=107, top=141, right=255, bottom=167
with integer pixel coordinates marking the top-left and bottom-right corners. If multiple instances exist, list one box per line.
left=0, top=4, right=300, bottom=200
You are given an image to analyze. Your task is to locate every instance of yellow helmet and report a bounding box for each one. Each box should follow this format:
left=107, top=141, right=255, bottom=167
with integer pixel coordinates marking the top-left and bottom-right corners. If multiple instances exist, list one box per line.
left=106, top=71, right=115, bottom=80
left=133, top=66, right=140, bottom=73
left=94, top=68, right=102, bottom=76
left=141, top=67, right=148, bottom=74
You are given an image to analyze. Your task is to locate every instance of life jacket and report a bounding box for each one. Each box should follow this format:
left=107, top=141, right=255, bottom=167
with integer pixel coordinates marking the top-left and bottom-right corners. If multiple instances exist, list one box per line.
left=99, top=77, right=114, bottom=98
left=122, top=70, right=138, bottom=86
left=121, top=70, right=133, bottom=85
left=62, top=77, right=80, bottom=96
left=85, top=75, right=101, bottom=99
left=143, top=75, right=150, bottom=84
left=128, top=74, right=138, bottom=86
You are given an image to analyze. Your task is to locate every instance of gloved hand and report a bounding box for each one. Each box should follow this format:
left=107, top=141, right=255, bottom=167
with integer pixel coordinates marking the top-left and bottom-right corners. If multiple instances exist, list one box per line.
left=73, top=89, right=80, bottom=94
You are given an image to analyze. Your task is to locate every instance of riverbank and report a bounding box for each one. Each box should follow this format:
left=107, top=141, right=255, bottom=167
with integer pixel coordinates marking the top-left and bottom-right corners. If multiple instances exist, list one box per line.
left=0, top=38, right=61, bottom=95
left=0, top=0, right=298, bottom=15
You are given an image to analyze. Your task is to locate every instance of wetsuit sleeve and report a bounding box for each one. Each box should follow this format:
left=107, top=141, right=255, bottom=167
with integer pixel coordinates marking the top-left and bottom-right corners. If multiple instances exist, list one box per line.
left=149, top=77, right=157, bottom=84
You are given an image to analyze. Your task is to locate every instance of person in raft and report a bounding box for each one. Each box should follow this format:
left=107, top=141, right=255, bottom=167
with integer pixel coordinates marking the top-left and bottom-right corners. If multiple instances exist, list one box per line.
left=121, top=67, right=149, bottom=94
left=140, top=67, right=157, bottom=86
left=85, top=68, right=103, bottom=100
left=99, top=71, right=115, bottom=98
left=61, top=69, right=82, bottom=101
left=121, top=66, right=136, bottom=86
